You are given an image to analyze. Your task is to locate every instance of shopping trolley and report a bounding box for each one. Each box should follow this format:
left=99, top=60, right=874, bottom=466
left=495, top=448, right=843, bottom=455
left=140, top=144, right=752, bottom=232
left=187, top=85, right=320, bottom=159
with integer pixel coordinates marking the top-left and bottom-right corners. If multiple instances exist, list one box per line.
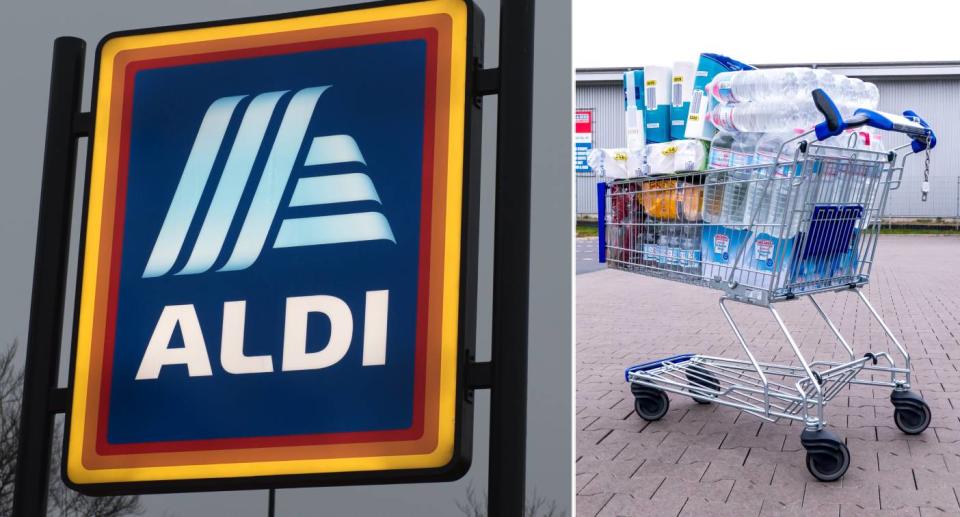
left=599, top=90, right=938, bottom=481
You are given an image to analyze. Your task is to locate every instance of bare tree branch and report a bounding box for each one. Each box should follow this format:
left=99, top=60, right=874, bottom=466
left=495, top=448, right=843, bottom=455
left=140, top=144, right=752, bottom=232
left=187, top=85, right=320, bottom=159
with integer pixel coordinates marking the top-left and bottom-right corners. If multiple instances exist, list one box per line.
left=456, top=482, right=565, bottom=517
left=0, top=342, right=143, bottom=516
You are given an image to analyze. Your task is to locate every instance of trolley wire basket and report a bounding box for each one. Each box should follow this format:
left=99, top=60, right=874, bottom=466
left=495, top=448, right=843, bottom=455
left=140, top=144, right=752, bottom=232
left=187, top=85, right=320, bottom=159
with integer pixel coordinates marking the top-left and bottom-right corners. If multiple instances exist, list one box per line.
left=600, top=90, right=938, bottom=481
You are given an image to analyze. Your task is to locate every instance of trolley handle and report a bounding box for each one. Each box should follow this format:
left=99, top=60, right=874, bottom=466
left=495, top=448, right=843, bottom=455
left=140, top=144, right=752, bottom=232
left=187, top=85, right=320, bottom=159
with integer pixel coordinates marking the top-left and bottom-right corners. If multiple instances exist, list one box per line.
left=811, top=89, right=937, bottom=152
left=850, top=109, right=936, bottom=153
left=812, top=89, right=843, bottom=141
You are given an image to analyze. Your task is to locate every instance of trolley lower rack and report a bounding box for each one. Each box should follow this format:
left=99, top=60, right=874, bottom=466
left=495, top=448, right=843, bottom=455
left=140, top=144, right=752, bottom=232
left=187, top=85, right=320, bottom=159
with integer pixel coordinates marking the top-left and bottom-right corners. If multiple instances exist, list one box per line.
left=624, top=291, right=932, bottom=482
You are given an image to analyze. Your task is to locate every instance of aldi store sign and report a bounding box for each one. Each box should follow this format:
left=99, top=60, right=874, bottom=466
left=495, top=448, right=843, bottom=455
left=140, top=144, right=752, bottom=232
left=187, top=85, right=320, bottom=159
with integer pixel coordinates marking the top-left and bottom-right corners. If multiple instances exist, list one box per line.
left=66, top=0, right=478, bottom=491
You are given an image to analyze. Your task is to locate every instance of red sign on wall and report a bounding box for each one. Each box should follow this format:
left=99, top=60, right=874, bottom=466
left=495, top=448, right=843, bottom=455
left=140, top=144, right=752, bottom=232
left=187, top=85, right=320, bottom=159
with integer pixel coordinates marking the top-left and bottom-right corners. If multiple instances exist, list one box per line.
left=575, top=110, right=592, bottom=134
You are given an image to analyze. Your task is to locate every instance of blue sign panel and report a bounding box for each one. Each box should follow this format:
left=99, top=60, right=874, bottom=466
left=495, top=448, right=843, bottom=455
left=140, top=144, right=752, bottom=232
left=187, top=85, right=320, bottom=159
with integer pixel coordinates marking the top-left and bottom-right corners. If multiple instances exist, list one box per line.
left=575, top=140, right=593, bottom=173
left=111, top=40, right=426, bottom=444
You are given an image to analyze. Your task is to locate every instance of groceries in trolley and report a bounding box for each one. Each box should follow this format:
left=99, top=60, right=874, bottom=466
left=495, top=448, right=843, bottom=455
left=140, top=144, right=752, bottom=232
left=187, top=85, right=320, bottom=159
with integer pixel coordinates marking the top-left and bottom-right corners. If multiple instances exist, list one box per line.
left=709, top=68, right=879, bottom=106
left=586, top=147, right=643, bottom=180
left=684, top=53, right=755, bottom=141
left=623, top=70, right=646, bottom=163
left=645, top=139, right=708, bottom=176
left=669, top=61, right=695, bottom=140
left=642, top=65, right=672, bottom=143
left=604, top=177, right=703, bottom=279
left=705, top=68, right=881, bottom=134
left=607, top=56, right=932, bottom=291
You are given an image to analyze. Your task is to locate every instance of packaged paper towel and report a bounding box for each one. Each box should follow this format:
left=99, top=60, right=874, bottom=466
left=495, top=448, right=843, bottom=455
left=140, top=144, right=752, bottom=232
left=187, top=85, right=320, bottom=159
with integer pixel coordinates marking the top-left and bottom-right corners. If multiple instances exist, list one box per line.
left=623, top=70, right=646, bottom=156
left=684, top=53, right=754, bottom=141
left=674, top=139, right=709, bottom=171
left=587, top=148, right=644, bottom=180
left=643, top=65, right=671, bottom=143
left=670, top=61, right=695, bottom=140
left=645, top=140, right=709, bottom=176
left=645, top=142, right=678, bottom=176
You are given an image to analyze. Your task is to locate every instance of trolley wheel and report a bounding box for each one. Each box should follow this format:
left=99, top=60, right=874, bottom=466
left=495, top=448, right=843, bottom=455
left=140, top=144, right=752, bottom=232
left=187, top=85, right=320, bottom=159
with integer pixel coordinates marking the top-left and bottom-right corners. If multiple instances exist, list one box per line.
left=805, top=442, right=850, bottom=482
left=891, top=390, right=932, bottom=435
left=800, top=428, right=849, bottom=482
left=685, top=365, right=720, bottom=404
left=633, top=387, right=669, bottom=421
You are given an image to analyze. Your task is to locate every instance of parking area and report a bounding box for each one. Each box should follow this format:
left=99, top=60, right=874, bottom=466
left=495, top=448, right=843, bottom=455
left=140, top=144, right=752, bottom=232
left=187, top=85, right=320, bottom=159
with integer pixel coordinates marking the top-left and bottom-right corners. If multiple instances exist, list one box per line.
left=576, top=235, right=960, bottom=516
left=577, top=236, right=603, bottom=275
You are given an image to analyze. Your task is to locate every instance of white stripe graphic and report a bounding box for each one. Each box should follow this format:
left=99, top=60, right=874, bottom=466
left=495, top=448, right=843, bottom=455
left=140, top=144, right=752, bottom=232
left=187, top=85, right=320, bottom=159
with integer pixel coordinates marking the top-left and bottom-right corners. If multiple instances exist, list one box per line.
left=142, top=95, right=245, bottom=278
left=273, top=212, right=396, bottom=248
left=303, top=135, right=367, bottom=166
left=219, top=86, right=331, bottom=272
left=176, top=90, right=287, bottom=276
left=289, top=173, right=381, bottom=207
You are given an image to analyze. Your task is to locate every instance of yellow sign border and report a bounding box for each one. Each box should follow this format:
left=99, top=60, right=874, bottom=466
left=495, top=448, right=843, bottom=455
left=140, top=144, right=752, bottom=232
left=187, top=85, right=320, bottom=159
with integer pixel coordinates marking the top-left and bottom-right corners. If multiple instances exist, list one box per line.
left=67, top=0, right=469, bottom=486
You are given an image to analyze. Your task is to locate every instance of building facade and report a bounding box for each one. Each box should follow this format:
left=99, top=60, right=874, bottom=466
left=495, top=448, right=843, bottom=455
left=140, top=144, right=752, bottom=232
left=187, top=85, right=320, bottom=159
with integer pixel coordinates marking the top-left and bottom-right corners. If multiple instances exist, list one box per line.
left=576, top=63, right=960, bottom=220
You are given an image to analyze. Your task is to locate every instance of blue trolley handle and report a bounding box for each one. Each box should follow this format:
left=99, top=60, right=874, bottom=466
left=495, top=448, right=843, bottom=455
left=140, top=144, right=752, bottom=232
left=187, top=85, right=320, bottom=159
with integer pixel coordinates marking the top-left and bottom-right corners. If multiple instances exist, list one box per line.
left=810, top=88, right=937, bottom=200
left=810, top=88, right=937, bottom=152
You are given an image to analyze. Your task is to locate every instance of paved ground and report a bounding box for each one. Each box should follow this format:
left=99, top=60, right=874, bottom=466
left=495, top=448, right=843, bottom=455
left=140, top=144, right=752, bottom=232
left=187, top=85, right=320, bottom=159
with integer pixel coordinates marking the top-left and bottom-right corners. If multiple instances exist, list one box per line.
left=577, top=235, right=960, bottom=516
left=577, top=236, right=604, bottom=274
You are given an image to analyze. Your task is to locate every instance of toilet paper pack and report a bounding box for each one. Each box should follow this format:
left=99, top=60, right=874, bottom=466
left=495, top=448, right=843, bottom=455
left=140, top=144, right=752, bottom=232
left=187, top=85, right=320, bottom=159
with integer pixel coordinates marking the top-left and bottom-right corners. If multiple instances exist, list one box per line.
left=642, top=65, right=671, bottom=143
left=670, top=61, right=695, bottom=140
left=623, top=70, right=646, bottom=169
left=684, top=53, right=754, bottom=141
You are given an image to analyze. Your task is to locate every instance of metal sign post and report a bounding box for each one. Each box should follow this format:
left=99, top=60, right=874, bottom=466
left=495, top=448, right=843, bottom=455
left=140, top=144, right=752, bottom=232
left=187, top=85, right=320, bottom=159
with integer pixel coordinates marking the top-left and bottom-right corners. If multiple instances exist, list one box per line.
left=14, top=0, right=536, bottom=515
left=488, top=0, right=535, bottom=514
left=12, top=36, right=88, bottom=516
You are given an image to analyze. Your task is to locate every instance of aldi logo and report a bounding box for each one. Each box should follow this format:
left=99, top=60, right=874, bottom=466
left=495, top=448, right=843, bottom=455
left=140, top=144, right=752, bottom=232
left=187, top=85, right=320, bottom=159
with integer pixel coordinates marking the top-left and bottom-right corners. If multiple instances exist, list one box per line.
left=66, top=0, right=478, bottom=492
left=142, top=86, right=396, bottom=279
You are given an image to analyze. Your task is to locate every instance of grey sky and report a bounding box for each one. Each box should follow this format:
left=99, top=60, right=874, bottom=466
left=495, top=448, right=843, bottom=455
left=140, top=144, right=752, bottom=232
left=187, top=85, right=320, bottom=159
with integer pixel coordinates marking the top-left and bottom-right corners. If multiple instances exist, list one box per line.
left=574, top=0, right=954, bottom=68
left=0, top=1, right=572, bottom=515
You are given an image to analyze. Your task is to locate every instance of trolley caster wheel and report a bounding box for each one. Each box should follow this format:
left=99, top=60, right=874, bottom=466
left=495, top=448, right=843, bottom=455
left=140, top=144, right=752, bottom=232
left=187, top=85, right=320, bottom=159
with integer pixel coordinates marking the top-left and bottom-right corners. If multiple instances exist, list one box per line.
left=631, top=385, right=669, bottom=421
left=806, top=443, right=850, bottom=482
left=686, top=365, right=720, bottom=404
left=891, top=390, right=932, bottom=435
left=801, top=428, right=850, bottom=482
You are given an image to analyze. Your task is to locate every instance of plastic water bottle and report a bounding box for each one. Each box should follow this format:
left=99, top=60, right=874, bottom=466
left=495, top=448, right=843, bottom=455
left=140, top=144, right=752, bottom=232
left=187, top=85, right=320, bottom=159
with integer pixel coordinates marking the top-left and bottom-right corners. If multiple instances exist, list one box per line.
left=750, top=130, right=806, bottom=237
left=710, top=67, right=878, bottom=109
left=812, top=69, right=836, bottom=96
left=703, top=131, right=735, bottom=223
left=710, top=68, right=863, bottom=103
left=642, top=227, right=659, bottom=267
left=848, top=78, right=866, bottom=107
left=709, top=101, right=800, bottom=132
left=709, top=70, right=759, bottom=103
left=864, top=82, right=880, bottom=109
left=710, top=96, right=864, bottom=134
left=710, top=68, right=813, bottom=103
left=841, top=80, right=879, bottom=110
left=837, top=76, right=865, bottom=117
left=680, top=231, right=701, bottom=275
left=720, top=133, right=760, bottom=228
left=866, top=126, right=884, bottom=152
left=852, top=127, right=885, bottom=204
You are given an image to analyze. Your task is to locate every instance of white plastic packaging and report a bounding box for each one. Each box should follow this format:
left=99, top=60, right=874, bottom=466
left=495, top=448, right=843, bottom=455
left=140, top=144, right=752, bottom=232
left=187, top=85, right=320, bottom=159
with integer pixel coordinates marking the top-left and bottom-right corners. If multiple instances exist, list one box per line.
left=674, top=139, right=708, bottom=172
left=587, top=148, right=645, bottom=180
left=623, top=69, right=647, bottom=161
left=645, top=139, right=709, bottom=176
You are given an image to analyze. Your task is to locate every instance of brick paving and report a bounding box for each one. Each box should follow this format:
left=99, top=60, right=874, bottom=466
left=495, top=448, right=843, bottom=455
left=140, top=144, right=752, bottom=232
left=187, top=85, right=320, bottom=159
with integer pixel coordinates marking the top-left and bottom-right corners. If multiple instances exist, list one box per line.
left=576, top=235, right=960, bottom=516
